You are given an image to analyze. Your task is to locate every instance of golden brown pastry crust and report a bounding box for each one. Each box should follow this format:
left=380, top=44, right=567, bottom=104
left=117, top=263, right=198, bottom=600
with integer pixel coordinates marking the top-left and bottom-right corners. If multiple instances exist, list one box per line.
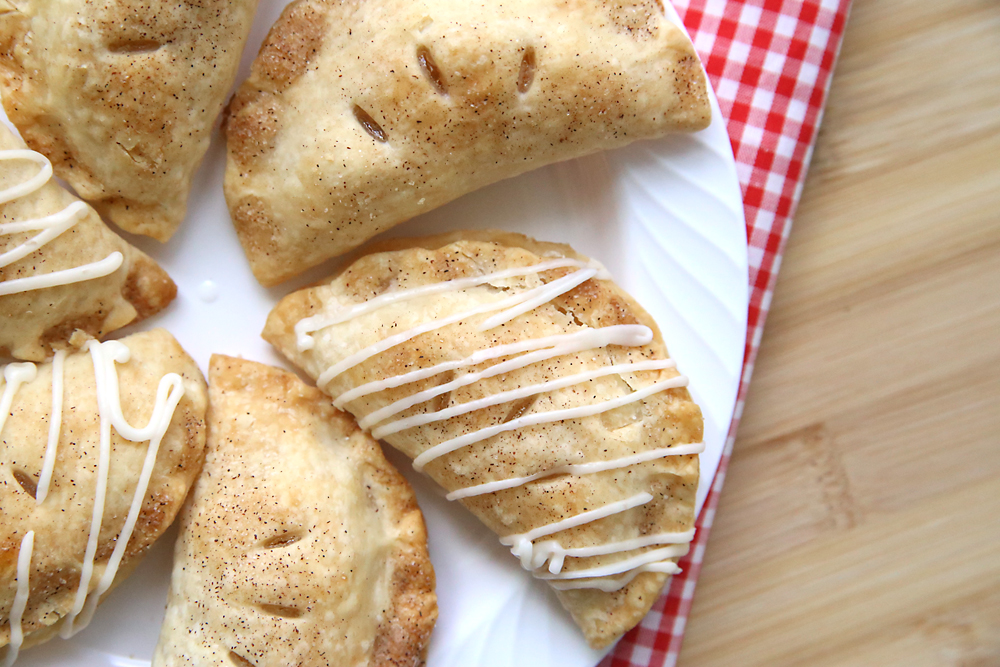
left=0, top=124, right=175, bottom=361
left=0, top=329, right=208, bottom=652
left=153, top=356, right=436, bottom=667
left=226, top=0, right=711, bottom=285
left=264, top=231, right=701, bottom=648
left=0, top=0, right=259, bottom=240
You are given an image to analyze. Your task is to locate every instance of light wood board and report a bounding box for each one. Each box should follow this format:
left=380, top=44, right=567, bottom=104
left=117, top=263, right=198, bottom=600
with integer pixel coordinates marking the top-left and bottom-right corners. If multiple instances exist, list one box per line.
left=678, top=0, right=1000, bottom=664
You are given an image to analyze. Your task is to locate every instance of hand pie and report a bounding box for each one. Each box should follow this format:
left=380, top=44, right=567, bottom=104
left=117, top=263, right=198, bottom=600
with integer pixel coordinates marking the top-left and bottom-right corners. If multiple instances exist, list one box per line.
left=225, top=0, right=711, bottom=285
left=0, top=0, right=259, bottom=240
left=264, top=231, right=703, bottom=648
left=0, top=329, right=207, bottom=662
left=0, top=124, right=175, bottom=361
left=153, top=356, right=436, bottom=667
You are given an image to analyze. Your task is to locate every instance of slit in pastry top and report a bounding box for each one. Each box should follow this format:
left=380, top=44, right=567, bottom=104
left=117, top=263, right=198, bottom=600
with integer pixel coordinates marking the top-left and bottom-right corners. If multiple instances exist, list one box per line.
left=0, top=149, right=122, bottom=296
left=0, top=341, right=185, bottom=663
left=292, top=258, right=703, bottom=592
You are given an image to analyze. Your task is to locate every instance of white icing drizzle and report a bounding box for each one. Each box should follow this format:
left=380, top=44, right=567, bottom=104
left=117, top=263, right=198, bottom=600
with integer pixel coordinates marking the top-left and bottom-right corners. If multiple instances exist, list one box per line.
left=411, top=375, right=688, bottom=472
left=355, top=325, right=653, bottom=430
left=60, top=364, right=113, bottom=638
left=297, top=259, right=698, bottom=591
left=316, top=265, right=602, bottom=388
left=295, top=257, right=600, bottom=350
left=499, top=494, right=693, bottom=592
left=0, top=254, right=123, bottom=297
left=501, top=493, right=654, bottom=564
left=548, top=561, right=683, bottom=592
left=335, top=325, right=654, bottom=409
left=0, top=342, right=185, bottom=654
left=2, top=532, right=34, bottom=667
left=36, top=350, right=66, bottom=505
left=535, top=544, right=689, bottom=581
left=535, top=529, right=696, bottom=571
left=74, top=342, right=184, bottom=630
left=371, top=358, right=678, bottom=438
left=445, top=443, right=706, bottom=500
left=0, top=149, right=122, bottom=296
left=61, top=341, right=184, bottom=638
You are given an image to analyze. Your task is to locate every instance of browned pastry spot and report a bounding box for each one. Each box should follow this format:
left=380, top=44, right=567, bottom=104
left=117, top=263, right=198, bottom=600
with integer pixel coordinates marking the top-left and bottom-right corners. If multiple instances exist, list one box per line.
left=517, top=46, right=537, bottom=93
left=417, top=45, right=449, bottom=95
left=353, top=105, right=389, bottom=143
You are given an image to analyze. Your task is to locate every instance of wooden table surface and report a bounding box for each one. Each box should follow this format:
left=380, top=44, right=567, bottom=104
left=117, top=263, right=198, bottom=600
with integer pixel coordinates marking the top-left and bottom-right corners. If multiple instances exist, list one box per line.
left=677, top=0, right=1000, bottom=664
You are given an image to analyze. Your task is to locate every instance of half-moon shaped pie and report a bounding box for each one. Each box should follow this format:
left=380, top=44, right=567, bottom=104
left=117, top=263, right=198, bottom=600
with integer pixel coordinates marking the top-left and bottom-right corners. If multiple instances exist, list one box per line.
left=0, top=329, right=207, bottom=662
left=0, top=123, right=175, bottom=362
left=225, top=0, right=712, bottom=285
left=0, top=0, right=259, bottom=241
left=153, top=355, right=436, bottom=666
left=264, top=231, right=702, bottom=648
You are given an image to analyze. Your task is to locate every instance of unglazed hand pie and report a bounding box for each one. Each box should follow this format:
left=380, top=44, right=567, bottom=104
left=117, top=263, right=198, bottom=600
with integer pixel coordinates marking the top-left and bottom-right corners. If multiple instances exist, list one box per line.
left=264, top=231, right=703, bottom=648
left=154, top=355, right=436, bottom=667
left=0, top=329, right=207, bottom=663
left=225, top=0, right=712, bottom=285
left=0, top=0, right=259, bottom=241
left=0, top=124, right=175, bottom=362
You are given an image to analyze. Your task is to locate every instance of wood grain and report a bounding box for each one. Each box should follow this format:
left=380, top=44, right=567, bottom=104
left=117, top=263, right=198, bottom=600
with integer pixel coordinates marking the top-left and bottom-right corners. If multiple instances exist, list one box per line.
left=678, top=0, right=1000, bottom=664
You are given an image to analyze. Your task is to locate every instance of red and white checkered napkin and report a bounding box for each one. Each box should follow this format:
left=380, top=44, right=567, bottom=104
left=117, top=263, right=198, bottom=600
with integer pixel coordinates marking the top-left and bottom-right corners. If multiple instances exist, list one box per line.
left=602, top=0, right=851, bottom=665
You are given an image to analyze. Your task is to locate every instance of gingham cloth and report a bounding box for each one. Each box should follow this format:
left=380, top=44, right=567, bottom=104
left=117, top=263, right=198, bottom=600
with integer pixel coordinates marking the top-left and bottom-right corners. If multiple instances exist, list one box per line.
left=602, top=0, right=851, bottom=665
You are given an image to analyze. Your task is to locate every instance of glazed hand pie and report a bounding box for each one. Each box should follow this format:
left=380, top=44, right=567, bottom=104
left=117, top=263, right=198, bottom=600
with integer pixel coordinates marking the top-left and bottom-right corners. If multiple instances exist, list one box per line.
left=0, top=124, right=175, bottom=361
left=0, top=329, right=207, bottom=662
left=225, top=0, right=712, bottom=285
left=264, top=231, right=703, bottom=648
left=0, top=0, right=259, bottom=240
left=153, top=356, right=436, bottom=667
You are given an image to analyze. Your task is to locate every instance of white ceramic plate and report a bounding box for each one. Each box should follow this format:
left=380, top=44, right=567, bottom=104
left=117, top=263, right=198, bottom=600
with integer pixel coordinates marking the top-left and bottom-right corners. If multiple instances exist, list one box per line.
left=13, top=2, right=747, bottom=665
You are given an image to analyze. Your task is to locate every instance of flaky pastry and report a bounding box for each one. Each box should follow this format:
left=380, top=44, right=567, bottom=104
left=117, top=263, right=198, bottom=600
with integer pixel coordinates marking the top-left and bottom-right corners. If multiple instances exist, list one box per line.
left=0, top=329, right=207, bottom=662
left=0, top=0, right=259, bottom=240
left=264, top=231, right=702, bottom=648
left=153, top=355, right=436, bottom=667
left=225, top=0, right=711, bottom=285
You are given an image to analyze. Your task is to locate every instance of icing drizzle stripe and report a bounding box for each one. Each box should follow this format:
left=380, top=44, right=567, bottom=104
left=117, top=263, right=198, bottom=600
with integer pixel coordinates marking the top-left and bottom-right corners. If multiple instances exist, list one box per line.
left=35, top=350, right=65, bottom=505
left=335, top=325, right=654, bottom=409
left=502, top=493, right=654, bottom=551
left=445, top=443, right=705, bottom=500
left=294, top=257, right=598, bottom=350
left=0, top=149, right=122, bottom=296
left=371, top=359, right=679, bottom=438
left=316, top=266, right=601, bottom=387
left=355, top=325, right=654, bottom=430
left=549, top=561, right=683, bottom=592
left=2, top=531, right=34, bottom=667
left=411, top=375, right=689, bottom=471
